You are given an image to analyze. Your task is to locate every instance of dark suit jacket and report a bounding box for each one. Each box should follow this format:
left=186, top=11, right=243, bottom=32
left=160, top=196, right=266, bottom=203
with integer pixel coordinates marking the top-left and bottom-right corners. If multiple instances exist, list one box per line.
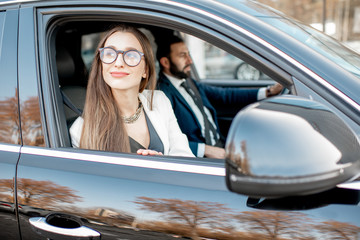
left=157, top=72, right=259, bottom=155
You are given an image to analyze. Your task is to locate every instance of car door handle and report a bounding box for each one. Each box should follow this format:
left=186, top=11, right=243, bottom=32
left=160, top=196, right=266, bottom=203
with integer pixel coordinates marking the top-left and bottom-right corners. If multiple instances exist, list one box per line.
left=29, top=213, right=100, bottom=240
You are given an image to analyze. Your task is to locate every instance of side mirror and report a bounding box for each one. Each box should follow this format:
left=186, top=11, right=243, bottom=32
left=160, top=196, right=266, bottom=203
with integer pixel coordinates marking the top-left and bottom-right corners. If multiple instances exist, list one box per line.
left=225, top=95, right=360, bottom=198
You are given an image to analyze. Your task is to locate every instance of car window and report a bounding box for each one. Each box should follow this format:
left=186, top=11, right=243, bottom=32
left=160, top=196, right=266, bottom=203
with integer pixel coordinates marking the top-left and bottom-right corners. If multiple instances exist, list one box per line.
left=184, top=34, right=270, bottom=81
left=0, top=11, right=21, bottom=145
left=81, top=31, right=271, bottom=82
left=81, top=32, right=101, bottom=71
left=54, top=20, right=286, bottom=155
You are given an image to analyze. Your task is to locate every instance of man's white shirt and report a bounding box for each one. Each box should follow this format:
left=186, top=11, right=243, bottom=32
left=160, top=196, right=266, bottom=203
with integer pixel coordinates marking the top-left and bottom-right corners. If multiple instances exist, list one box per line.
left=165, top=73, right=266, bottom=157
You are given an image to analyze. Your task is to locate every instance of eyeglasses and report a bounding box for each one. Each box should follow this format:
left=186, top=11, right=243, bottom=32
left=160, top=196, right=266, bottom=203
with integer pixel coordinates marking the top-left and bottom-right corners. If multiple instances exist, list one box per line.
left=99, top=47, right=144, bottom=67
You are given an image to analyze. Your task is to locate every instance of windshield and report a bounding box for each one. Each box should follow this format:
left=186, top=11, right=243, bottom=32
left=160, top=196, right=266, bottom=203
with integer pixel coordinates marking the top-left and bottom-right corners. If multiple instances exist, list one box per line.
left=258, top=16, right=360, bottom=78
left=216, top=0, right=360, bottom=80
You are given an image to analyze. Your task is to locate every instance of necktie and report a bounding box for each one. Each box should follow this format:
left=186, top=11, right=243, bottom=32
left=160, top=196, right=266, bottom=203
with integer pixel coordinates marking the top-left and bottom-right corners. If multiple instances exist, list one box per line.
left=181, top=80, right=218, bottom=145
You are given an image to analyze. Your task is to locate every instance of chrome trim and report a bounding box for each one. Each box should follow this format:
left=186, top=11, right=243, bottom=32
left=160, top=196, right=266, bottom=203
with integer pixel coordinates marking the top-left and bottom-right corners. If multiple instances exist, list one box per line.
left=157, top=0, right=360, bottom=112
left=337, top=181, right=360, bottom=190
left=0, top=0, right=39, bottom=5
left=29, top=217, right=100, bottom=237
left=20, top=147, right=226, bottom=176
left=0, top=144, right=21, bottom=153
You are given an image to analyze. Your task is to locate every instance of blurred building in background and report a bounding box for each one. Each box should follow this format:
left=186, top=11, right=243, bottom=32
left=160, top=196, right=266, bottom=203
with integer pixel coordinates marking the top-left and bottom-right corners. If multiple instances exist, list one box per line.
left=258, top=0, right=360, bottom=53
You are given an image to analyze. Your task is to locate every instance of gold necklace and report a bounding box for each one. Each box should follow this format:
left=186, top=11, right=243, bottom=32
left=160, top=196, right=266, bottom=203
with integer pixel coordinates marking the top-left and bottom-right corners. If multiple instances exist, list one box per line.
left=122, top=99, right=143, bottom=124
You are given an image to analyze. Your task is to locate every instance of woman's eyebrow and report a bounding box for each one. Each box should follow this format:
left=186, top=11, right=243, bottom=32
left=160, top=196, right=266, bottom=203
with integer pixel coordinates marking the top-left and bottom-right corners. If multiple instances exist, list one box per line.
left=104, top=45, right=140, bottom=51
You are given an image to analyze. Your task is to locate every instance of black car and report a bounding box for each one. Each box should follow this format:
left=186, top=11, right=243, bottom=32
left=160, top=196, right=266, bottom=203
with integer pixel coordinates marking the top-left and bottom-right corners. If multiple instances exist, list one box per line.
left=1, top=0, right=360, bottom=239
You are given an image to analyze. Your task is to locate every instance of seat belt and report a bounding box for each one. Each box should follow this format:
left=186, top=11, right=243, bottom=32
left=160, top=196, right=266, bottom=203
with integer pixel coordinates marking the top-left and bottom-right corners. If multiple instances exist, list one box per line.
left=61, top=89, right=83, bottom=116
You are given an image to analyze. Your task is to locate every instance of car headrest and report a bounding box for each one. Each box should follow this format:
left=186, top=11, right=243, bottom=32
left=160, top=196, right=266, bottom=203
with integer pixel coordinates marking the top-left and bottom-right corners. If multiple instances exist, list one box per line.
left=56, top=45, right=76, bottom=84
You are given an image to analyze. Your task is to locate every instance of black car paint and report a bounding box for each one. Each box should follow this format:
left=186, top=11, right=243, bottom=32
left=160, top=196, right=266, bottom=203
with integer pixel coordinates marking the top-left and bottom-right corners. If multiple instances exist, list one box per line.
left=0, top=0, right=359, bottom=239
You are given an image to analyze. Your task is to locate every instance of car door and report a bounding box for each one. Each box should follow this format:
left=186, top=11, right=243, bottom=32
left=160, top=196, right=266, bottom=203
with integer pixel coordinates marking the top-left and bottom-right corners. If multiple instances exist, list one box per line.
left=0, top=7, right=22, bottom=240
left=14, top=4, right=247, bottom=240
left=15, top=1, right=360, bottom=240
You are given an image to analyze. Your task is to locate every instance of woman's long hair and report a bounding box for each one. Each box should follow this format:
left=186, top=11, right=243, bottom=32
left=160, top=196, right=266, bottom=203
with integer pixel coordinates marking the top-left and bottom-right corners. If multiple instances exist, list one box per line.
left=80, top=24, right=156, bottom=152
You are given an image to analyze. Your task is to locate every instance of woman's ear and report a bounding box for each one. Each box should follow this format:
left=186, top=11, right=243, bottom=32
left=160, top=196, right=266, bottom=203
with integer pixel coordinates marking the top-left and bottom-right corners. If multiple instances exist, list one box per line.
left=142, top=65, right=148, bottom=79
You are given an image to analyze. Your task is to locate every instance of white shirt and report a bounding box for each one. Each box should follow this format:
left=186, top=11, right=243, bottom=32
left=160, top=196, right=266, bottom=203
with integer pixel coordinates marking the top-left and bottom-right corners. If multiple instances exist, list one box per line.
left=165, top=73, right=266, bottom=157
left=70, top=90, right=194, bottom=157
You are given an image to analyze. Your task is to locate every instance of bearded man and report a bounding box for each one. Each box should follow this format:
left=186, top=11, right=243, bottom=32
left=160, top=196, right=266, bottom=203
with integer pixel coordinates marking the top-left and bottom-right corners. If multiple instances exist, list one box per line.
left=157, top=35, right=282, bottom=158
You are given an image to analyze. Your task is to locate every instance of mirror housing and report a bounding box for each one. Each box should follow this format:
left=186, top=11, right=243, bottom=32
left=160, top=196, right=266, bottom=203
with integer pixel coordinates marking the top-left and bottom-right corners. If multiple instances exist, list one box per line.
left=225, top=95, right=360, bottom=198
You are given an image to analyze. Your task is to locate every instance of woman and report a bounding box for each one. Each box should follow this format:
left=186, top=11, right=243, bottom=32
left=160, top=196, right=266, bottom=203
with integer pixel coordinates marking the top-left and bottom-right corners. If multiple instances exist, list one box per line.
left=70, top=25, right=193, bottom=157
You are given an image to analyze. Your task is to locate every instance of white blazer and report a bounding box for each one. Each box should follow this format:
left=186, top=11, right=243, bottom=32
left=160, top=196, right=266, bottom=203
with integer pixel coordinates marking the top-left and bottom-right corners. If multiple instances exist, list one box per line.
left=70, top=90, right=194, bottom=157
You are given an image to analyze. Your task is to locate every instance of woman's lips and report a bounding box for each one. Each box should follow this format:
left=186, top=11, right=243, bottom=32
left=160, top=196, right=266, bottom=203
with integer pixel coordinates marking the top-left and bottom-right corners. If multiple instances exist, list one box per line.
left=111, top=71, right=129, bottom=78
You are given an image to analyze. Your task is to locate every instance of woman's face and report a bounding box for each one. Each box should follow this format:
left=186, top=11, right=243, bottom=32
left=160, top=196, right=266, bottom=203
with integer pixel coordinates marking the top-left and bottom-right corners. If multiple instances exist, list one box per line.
left=101, top=31, right=147, bottom=93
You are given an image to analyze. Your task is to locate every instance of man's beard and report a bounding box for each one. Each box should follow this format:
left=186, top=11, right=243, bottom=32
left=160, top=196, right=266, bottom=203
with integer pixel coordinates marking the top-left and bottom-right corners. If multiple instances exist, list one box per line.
left=169, top=59, right=191, bottom=79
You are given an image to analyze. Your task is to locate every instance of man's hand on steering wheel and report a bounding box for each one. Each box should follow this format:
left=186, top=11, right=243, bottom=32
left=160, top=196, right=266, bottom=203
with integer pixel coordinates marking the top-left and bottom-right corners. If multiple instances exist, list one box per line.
left=266, top=83, right=284, bottom=97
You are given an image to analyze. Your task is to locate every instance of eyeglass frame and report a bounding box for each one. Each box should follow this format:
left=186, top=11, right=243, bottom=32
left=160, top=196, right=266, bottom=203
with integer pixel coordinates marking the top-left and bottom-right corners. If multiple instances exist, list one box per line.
left=98, top=47, right=145, bottom=67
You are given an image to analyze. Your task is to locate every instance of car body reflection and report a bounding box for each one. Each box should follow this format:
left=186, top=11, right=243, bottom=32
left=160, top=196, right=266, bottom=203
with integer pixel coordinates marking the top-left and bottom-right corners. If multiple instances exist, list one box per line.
left=10, top=173, right=360, bottom=239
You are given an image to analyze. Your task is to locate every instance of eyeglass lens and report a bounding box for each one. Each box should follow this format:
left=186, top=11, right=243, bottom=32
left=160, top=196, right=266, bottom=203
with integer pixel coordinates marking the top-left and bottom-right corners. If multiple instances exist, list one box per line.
left=100, top=48, right=143, bottom=66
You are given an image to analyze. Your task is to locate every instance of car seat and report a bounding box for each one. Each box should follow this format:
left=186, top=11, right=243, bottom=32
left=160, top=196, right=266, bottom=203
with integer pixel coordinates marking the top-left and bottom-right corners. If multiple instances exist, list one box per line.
left=56, top=44, right=87, bottom=126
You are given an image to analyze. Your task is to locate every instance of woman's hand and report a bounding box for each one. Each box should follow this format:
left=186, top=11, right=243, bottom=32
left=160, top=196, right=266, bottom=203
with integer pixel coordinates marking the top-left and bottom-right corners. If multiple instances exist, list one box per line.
left=137, top=149, right=163, bottom=156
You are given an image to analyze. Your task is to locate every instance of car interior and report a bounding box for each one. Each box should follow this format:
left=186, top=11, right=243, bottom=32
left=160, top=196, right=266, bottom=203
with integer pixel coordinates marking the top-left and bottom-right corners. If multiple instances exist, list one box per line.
left=55, top=21, right=175, bottom=127
left=53, top=20, right=285, bottom=151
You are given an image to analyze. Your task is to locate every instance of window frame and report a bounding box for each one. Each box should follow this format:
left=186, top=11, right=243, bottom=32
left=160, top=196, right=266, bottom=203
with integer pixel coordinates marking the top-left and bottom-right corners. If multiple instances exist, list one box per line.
left=37, top=5, right=293, bottom=152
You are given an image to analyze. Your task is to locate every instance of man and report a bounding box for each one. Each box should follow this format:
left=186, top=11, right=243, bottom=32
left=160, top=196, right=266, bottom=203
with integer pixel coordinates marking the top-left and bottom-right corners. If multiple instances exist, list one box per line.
left=157, top=35, right=282, bottom=159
